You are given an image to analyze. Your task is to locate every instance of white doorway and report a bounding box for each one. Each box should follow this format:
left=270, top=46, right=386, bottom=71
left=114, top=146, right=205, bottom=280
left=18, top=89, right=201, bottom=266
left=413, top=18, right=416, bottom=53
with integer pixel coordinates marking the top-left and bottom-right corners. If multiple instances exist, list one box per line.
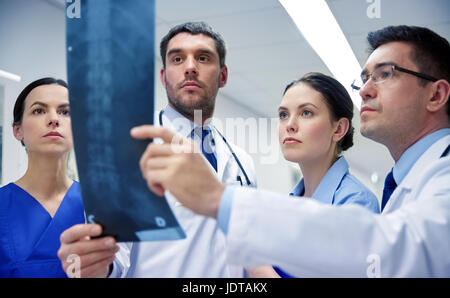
left=0, top=69, right=25, bottom=186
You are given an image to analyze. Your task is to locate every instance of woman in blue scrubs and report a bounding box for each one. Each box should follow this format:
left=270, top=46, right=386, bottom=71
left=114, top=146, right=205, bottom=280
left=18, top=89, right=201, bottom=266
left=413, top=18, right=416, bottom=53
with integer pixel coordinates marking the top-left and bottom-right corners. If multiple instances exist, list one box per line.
left=0, top=78, right=85, bottom=277
left=248, top=72, right=380, bottom=278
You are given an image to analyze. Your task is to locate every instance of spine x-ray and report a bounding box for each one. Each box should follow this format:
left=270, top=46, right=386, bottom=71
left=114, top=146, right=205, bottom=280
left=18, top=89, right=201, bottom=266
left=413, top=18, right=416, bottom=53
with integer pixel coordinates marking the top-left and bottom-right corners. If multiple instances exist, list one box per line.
left=66, top=0, right=185, bottom=242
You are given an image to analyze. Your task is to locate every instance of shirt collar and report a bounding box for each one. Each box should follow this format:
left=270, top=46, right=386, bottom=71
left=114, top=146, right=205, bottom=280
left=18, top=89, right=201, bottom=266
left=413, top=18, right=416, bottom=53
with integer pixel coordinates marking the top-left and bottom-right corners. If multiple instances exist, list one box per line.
left=162, top=105, right=213, bottom=138
left=290, top=156, right=349, bottom=205
left=393, top=128, right=450, bottom=185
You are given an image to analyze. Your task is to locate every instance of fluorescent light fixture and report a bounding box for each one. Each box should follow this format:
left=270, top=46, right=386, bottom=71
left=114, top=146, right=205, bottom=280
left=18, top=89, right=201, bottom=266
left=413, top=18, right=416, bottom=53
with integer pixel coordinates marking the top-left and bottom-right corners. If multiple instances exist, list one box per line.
left=0, top=69, right=21, bottom=82
left=279, top=0, right=362, bottom=108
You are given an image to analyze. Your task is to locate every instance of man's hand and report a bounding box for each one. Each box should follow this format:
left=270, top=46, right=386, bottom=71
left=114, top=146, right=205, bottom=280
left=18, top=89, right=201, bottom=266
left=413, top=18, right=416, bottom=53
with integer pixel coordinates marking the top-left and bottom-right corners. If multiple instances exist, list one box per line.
left=130, top=125, right=225, bottom=218
left=58, top=224, right=119, bottom=278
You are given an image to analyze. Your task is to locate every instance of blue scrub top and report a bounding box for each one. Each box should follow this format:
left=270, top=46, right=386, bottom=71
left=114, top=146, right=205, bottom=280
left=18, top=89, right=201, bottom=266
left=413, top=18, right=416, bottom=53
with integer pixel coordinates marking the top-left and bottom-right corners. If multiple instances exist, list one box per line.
left=274, top=157, right=380, bottom=278
left=0, top=181, right=85, bottom=278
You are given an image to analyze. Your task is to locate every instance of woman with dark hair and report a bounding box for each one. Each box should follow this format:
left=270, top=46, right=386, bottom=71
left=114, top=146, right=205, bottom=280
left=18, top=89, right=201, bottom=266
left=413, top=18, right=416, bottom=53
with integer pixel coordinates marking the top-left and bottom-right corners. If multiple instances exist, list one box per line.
left=0, top=78, right=85, bottom=277
left=249, top=72, right=379, bottom=278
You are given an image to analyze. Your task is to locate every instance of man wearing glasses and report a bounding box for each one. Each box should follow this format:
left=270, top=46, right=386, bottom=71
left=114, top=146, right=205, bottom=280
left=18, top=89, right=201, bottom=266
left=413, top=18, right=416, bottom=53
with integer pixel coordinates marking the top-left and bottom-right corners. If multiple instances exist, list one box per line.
left=351, top=27, right=449, bottom=213
left=132, top=25, right=450, bottom=276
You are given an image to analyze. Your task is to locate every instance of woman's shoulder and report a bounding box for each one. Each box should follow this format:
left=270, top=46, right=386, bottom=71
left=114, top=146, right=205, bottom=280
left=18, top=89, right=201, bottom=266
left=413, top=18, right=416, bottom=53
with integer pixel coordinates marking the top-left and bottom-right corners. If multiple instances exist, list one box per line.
left=68, top=180, right=82, bottom=197
left=0, top=183, right=18, bottom=211
left=335, top=173, right=380, bottom=213
left=0, top=183, right=15, bottom=197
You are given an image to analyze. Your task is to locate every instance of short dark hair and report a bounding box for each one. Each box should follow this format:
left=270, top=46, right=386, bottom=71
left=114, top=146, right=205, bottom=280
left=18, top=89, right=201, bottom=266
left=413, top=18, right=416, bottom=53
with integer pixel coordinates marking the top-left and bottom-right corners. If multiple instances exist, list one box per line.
left=284, top=72, right=354, bottom=154
left=13, top=77, right=67, bottom=146
left=367, top=25, right=450, bottom=119
left=160, top=21, right=226, bottom=68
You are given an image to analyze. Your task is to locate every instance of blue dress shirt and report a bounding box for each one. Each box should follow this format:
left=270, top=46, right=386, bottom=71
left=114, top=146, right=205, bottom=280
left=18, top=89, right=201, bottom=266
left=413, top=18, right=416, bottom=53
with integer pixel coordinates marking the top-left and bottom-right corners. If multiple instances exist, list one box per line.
left=288, top=157, right=379, bottom=210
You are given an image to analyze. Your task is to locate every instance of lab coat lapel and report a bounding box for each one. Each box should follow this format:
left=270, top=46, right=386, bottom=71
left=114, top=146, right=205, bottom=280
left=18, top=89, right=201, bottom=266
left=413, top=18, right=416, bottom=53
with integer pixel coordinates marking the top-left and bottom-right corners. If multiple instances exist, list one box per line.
left=383, top=135, right=450, bottom=213
left=211, top=127, right=233, bottom=181
left=158, top=108, right=233, bottom=181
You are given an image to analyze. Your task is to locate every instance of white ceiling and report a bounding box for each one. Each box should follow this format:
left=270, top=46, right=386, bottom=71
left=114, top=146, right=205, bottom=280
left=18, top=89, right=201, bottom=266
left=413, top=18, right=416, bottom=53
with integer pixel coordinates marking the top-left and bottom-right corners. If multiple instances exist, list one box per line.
left=155, top=0, right=450, bottom=118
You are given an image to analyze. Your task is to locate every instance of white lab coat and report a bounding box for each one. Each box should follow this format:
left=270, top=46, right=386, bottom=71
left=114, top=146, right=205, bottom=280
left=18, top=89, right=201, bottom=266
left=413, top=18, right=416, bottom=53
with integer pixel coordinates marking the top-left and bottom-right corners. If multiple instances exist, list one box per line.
left=225, top=135, right=450, bottom=277
left=110, top=110, right=257, bottom=277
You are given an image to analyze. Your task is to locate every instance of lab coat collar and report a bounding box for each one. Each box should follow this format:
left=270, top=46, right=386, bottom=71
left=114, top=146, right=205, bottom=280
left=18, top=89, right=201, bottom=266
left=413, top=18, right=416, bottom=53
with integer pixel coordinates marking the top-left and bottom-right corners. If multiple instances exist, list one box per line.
left=162, top=105, right=214, bottom=138
left=161, top=106, right=230, bottom=179
left=290, top=157, right=349, bottom=205
left=383, top=134, right=450, bottom=212
left=393, top=133, right=450, bottom=191
left=393, top=128, right=450, bottom=185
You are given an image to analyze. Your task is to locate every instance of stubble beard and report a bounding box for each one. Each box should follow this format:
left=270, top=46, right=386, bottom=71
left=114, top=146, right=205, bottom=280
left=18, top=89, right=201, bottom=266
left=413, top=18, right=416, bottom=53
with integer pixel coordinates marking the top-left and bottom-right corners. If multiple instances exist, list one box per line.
left=360, top=121, right=384, bottom=144
left=168, top=93, right=216, bottom=122
left=361, top=119, right=404, bottom=153
left=165, top=76, right=220, bottom=122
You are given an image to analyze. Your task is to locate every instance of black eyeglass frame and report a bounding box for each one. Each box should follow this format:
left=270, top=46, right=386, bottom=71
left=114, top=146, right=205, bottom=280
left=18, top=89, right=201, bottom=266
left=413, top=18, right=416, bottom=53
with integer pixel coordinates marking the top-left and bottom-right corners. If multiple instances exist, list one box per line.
left=351, top=64, right=439, bottom=91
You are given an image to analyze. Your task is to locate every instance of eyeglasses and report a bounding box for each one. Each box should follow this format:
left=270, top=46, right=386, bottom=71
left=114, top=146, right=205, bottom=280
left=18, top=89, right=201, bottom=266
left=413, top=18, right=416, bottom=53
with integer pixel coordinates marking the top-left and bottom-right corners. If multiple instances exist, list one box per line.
left=351, top=63, right=438, bottom=91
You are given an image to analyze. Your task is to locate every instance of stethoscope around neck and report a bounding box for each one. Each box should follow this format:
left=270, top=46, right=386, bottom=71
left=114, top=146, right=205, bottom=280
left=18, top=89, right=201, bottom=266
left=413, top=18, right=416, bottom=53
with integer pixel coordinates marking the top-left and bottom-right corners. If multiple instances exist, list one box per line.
left=158, top=110, right=251, bottom=186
